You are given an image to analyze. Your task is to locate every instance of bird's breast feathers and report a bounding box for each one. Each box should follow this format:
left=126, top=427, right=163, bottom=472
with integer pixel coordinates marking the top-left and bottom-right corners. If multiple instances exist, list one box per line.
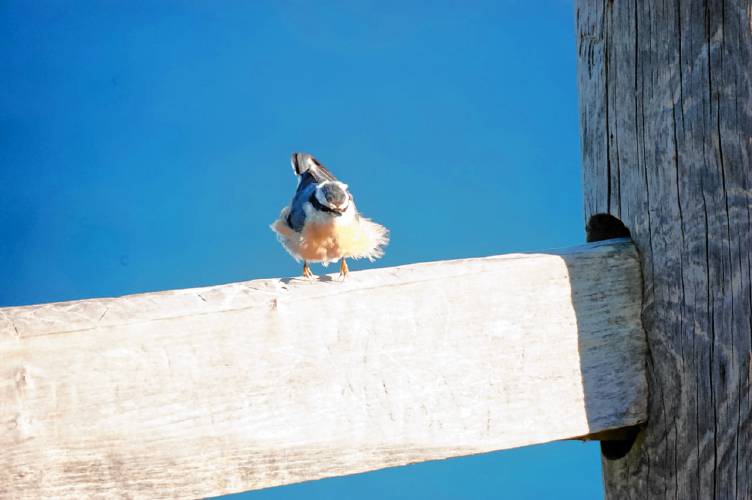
left=271, top=204, right=388, bottom=264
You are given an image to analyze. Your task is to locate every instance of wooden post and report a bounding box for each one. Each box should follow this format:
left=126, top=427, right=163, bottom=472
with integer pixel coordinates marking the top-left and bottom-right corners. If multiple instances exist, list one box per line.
left=1, top=241, right=646, bottom=498
left=576, top=1, right=752, bottom=498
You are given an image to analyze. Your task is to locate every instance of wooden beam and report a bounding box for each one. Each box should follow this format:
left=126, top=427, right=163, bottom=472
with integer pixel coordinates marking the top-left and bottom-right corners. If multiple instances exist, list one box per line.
left=1, top=240, right=646, bottom=498
left=576, top=1, right=752, bottom=497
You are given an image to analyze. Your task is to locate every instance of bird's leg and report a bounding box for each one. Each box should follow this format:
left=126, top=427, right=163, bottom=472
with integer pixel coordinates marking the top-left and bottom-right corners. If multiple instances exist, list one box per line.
left=303, top=261, right=314, bottom=280
left=339, top=258, right=349, bottom=280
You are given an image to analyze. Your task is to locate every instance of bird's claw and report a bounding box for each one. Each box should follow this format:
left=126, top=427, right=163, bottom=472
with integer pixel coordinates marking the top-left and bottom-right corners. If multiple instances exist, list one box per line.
left=338, top=259, right=349, bottom=281
left=302, top=262, right=315, bottom=280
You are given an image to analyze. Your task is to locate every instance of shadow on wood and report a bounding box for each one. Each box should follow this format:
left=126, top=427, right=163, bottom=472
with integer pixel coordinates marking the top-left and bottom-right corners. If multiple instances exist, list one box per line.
left=580, top=214, right=643, bottom=460
left=558, top=236, right=647, bottom=461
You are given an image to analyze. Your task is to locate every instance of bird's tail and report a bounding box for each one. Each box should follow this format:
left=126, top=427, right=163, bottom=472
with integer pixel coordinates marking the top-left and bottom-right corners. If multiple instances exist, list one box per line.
left=290, top=152, right=338, bottom=182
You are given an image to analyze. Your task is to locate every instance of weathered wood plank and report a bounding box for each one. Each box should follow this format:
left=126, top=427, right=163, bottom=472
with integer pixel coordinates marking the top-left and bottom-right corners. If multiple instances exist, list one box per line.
left=0, top=240, right=646, bottom=499
left=576, top=1, right=752, bottom=498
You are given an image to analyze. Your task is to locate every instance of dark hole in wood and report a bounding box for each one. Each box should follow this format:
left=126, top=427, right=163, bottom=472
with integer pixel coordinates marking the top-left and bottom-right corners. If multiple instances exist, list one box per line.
left=586, top=213, right=640, bottom=460
left=586, top=213, right=631, bottom=243
left=600, top=426, right=641, bottom=460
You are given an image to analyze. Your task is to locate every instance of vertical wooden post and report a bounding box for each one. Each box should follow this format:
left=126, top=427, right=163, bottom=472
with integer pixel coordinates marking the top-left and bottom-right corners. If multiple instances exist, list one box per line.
left=575, top=1, right=752, bottom=498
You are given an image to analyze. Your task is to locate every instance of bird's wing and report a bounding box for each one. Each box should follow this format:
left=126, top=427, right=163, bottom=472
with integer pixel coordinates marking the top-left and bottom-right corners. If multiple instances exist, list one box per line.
left=291, top=152, right=338, bottom=183
left=286, top=182, right=316, bottom=232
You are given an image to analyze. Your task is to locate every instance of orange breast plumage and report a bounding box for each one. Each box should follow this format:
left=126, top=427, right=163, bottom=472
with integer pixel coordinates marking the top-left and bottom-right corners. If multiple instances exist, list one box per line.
left=271, top=207, right=389, bottom=265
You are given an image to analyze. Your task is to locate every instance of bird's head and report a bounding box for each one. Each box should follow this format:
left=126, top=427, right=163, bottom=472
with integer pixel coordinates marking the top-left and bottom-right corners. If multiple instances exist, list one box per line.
left=313, top=181, right=351, bottom=215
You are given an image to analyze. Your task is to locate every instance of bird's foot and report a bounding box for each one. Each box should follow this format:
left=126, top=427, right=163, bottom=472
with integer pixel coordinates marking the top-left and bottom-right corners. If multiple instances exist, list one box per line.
left=338, top=258, right=349, bottom=281
left=303, top=262, right=315, bottom=280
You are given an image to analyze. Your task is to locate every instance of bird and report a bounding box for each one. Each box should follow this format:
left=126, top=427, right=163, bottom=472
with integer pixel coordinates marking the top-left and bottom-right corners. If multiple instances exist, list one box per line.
left=271, top=152, right=389, bottom=280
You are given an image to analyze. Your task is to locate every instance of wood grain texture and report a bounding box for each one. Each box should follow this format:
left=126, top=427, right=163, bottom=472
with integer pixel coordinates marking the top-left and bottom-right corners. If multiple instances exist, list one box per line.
left=0, top=240, right=646, bottom=498
left=576, top=1, right=752, bottom=497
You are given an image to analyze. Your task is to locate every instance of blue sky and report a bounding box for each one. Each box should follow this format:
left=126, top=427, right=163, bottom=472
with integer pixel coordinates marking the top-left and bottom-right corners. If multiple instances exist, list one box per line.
left=1, top=1, right=602, bottom=498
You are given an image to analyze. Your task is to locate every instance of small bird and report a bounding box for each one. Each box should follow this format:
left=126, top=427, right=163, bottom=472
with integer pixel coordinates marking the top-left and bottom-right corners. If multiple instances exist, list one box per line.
left=271, top=152, right=389, bottom=279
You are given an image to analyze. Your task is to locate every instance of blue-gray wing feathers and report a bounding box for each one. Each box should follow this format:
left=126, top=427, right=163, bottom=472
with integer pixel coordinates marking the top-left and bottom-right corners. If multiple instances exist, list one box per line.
left=286, top=181, right=315, bottom=232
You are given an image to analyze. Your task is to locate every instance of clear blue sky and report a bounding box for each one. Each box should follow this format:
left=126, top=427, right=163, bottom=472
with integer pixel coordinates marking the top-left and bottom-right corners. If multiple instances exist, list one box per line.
left=1, top=1, right=602, bottom=498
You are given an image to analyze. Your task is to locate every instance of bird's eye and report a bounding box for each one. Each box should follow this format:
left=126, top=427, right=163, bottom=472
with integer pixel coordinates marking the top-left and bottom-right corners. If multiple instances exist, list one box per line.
left=311, top=157, right=321, bottom=166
